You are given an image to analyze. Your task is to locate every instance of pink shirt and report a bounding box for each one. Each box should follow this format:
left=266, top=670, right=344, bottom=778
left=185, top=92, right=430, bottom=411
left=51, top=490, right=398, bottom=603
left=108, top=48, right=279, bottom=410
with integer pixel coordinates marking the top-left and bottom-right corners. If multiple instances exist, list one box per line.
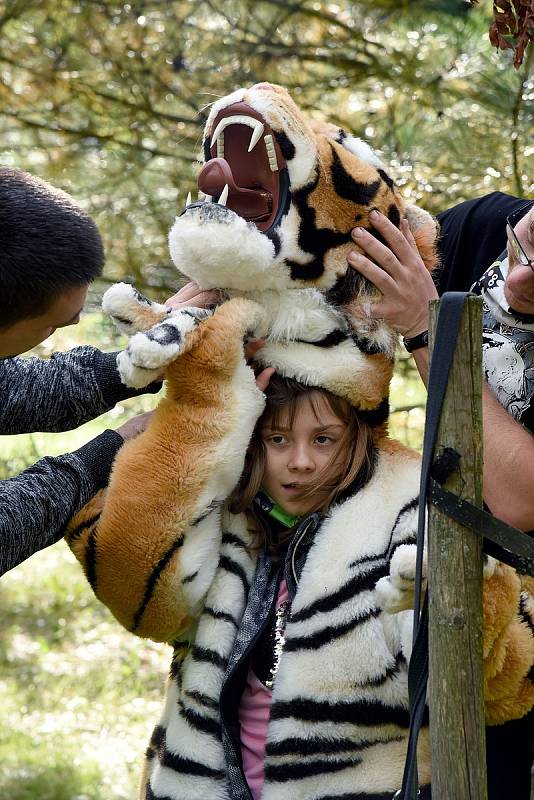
left=238, top=578, right=289, bottom=800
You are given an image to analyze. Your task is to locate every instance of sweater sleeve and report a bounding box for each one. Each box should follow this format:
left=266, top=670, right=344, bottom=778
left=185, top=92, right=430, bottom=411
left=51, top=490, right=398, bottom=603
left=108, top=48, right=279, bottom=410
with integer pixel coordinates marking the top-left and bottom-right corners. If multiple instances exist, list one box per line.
left=0, top=429, right=123, bottom=577
left=0, top=346, right=161, bottom=434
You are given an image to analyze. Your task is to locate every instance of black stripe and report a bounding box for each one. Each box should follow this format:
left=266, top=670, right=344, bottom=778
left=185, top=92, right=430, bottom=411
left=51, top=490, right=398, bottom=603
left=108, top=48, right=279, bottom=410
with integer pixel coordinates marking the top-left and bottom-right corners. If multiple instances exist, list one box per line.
left=389, top=535, right=417, bottom=564
left=291, top=564, right=388, bottom=623
left=178, top=699, right=221, bottom=738
left=145, top=785, right=175, bottom=800
left=184, top=689, right=219, bottom=711
left=295, top=329, right=348, bottom=348
left=221, top=531, right=249, bottom=551
left=285, top=606, right=380, bottom=652
left=203, top=606, right=239, bottom=628
left=182, top=570, right=199, bottom=584
left=274, top=130, right=296, bottom=161
left=388, top=203, right=401, bottom=228
left=112, top=314, right=135, bottom=328
left=519, top=594, right=534, bottom=637
left=365, top=651, right=406, bottom=687
left=131, top=535, right=185, bottom=633
left=265, top=228, right=282, bottom=257
left=346, top=497, right=418, bottom=571
left=145, top=322, right=182, bottom=346
left=190, top=644, right=228, bottom=670
left=85, top=527, right=98, bottom=590
left=65, top=512, right=101, bottom=543
left=270, top=696, right=412, bottom=728
left=169, top=646, right=188, bottom=680
left=350, top=332, right=387, bottom=356
left=219, top=553, right=249, bottom=595
left=527, top=664, right=534, bottom=684
left=191, top=502, right=218, bottom=527
left=161, top=747, right=225, bottom=778
left=325, top=267, right=373, bottom=307
left=330, top=146, right=382, bottom=206
left=358, top=398, right=390, bottom=428
left=284, top=172, right=351, bottom=282
left=377, top=168, right=395, bottom=190
left=266, top=733, right=403, bottom=758
left=265, top=756, right=359, bottom=782
left=145, top=724, right=165, bottom=760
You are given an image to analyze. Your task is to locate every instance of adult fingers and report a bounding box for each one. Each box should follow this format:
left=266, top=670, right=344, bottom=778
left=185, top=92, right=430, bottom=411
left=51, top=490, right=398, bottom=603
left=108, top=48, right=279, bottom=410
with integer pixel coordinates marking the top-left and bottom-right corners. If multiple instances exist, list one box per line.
left=244, top=338, right=266, bottom=360
left=256, top=367, right=275, bottom=392
left=400, top=218, right=418, bottom=251
left=165, top=282, right=220, bottom=309
left=347, top=252, right=398, bottom=295
left=353, top=210, right=423, bottom=272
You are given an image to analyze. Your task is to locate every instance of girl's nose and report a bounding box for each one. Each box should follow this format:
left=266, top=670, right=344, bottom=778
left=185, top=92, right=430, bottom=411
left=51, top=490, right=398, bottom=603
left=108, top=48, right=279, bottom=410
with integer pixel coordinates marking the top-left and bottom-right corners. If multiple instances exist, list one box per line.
left=288, top=445, right=314, bottom=472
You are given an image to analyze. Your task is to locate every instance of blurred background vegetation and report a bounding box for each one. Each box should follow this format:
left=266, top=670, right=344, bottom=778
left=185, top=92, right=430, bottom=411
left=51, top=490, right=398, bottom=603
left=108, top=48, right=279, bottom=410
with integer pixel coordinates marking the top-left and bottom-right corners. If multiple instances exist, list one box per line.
left=0, top=0, right=532, bottom=797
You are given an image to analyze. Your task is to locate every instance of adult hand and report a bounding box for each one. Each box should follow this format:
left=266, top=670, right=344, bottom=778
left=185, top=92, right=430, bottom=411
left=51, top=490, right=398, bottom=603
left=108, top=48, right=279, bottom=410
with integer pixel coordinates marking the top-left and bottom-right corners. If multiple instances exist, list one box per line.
left=346, top=209, right=438, bottom=338
left=115, top=410, right=153, bottom=442
left=244, top=337, right=265, bottom=361
left=243, top=337, right=275, bottom=390
left=165, top=281, right=221, bottom=311
left=256, top=367, right=275, bottom=392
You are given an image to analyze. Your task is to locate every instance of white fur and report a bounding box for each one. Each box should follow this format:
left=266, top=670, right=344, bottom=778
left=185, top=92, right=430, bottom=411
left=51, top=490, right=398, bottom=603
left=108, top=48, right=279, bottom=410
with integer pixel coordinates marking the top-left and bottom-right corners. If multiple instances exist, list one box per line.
left=102, top=282, right=169, bottom=334
left=342, top=135, right=385, bottom=170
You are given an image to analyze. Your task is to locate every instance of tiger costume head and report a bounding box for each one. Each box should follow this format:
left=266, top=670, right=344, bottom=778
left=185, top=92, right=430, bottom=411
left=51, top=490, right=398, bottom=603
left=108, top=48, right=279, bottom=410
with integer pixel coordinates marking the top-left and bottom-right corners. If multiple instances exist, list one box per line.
left=168, top=82, right=438, bottom=301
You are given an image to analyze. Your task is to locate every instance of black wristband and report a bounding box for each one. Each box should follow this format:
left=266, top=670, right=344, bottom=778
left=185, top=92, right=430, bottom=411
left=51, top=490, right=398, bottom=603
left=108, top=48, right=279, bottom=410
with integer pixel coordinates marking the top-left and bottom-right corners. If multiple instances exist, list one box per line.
left=403, top=330, right=429, bottom=352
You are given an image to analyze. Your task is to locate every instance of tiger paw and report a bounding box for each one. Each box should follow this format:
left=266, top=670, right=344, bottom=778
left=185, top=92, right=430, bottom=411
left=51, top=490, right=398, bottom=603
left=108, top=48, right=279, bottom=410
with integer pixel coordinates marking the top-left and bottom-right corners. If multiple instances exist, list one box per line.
left=375, top=544, right=426, bottom=614
left=117, top=307, right=213, bottom=388
left=102, top=283, right=170, bottom=335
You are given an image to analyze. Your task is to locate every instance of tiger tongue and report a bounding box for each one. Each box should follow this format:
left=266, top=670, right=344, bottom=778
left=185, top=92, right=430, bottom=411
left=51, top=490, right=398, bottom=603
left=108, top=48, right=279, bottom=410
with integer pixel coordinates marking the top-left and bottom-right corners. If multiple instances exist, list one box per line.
left=197, top=157, right=271, bottom=220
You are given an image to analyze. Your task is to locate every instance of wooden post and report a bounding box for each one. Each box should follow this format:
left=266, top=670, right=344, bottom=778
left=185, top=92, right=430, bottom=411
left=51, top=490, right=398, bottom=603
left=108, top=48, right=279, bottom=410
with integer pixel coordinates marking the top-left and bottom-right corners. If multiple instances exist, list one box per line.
left=427, top=296, right=487, bottom=799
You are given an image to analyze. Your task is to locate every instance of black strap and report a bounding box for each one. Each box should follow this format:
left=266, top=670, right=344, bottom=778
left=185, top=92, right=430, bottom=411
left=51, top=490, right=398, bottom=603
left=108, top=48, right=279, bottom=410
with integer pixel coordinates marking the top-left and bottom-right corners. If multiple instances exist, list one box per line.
left=430, top=482, right=534, bottom=575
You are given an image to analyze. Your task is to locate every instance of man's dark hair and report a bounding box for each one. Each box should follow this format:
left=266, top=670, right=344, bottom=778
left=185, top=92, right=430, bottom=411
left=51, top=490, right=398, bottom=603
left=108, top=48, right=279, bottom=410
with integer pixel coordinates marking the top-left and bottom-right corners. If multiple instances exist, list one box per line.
left=0, top=168, right=105, bottom=328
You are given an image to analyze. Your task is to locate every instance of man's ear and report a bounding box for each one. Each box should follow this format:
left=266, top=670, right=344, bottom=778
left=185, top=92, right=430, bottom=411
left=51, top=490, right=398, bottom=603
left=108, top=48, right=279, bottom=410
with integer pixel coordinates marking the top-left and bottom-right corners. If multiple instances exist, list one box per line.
left=405, top=204, right=440, bottom=272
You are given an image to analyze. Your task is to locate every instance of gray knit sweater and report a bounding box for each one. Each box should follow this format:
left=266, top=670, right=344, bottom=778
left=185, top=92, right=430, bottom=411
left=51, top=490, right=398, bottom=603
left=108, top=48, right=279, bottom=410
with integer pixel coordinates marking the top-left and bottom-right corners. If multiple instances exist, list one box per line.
left=0, top=346, right=158, bottom=577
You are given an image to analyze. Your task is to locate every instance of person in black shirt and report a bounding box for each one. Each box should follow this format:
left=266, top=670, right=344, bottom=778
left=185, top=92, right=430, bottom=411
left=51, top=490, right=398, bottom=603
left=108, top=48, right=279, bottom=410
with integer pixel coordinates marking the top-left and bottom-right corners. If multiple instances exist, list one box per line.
left=345, top=193, right=534, bottom=800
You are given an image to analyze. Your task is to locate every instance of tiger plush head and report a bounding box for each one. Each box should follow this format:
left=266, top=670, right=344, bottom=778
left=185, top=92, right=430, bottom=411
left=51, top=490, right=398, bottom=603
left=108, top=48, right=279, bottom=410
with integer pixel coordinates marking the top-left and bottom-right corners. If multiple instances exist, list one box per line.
left=168, top=82, right=438, bottom=300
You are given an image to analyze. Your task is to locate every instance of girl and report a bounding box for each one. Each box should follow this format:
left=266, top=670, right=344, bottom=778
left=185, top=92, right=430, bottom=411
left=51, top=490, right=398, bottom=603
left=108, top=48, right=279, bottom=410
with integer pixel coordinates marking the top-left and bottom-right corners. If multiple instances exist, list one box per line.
left=67, top=296, right=533, bottom=800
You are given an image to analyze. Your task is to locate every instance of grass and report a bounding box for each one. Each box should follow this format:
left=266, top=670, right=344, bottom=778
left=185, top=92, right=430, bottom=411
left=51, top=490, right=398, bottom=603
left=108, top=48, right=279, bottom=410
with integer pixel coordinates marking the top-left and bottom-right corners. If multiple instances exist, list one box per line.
left=0, top=546, right=170, bottom=800
left=0, top=314, right=427, bottom=798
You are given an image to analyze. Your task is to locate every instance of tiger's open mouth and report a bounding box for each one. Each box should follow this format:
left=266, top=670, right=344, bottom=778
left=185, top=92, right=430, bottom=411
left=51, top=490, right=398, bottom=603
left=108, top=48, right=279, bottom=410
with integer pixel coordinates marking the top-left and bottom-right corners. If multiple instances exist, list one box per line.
left=196, top=102, right=289, bottom=233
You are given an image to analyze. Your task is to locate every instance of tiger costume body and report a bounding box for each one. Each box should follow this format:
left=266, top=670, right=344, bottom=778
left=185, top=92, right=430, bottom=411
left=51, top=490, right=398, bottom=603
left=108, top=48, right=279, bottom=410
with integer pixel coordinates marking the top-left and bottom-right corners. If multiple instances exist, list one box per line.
left=66, top=83, right=534, bottom=799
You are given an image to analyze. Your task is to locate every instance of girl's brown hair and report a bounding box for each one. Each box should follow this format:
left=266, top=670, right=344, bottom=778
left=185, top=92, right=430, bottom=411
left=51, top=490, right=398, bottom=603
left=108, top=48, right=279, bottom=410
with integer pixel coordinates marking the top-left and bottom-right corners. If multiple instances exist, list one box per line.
left=228, top=375, right=376, bottom=552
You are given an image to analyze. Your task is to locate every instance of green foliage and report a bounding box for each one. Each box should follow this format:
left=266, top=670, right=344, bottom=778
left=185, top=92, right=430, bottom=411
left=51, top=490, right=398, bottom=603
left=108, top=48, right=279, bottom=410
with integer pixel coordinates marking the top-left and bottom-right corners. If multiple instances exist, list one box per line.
left=0, top=545, right=170, bottom=800
left=0, top=0, right=532, bottom=296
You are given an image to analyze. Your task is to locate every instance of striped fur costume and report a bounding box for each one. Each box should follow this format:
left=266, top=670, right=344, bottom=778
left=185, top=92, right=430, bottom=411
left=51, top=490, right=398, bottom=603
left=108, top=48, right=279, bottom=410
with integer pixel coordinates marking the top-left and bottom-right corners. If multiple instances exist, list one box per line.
left=65, top=84, right=534, bottom=799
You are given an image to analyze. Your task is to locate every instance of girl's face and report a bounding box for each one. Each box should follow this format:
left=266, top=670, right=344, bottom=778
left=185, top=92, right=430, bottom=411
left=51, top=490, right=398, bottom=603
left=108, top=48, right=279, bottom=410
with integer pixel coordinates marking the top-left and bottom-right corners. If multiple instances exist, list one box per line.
left=260, top=390, right=349, bottom=518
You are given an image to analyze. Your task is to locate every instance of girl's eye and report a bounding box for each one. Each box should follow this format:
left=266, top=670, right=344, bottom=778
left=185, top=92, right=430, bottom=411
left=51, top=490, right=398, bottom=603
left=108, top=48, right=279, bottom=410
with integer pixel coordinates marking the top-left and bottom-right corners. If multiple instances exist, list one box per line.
left=315, top=435, right=334, bottom=445
left=269, top=434, right=287, bottom=445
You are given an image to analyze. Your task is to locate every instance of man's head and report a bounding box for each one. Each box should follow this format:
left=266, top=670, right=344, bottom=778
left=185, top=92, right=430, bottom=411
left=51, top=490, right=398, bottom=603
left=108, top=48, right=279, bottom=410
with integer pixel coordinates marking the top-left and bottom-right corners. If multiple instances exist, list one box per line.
left=0, top=168, right=104, bottom=357
left=504, top=201, right=534, bottom=316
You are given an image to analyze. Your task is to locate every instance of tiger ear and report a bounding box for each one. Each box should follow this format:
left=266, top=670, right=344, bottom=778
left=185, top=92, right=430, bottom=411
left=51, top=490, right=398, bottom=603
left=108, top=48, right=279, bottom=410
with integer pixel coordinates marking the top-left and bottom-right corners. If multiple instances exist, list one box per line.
left=335, top=131, right=386, bottom=171
left=314, top=120, right=386, bottom=171
left=405, top=204, right=440, bottom=272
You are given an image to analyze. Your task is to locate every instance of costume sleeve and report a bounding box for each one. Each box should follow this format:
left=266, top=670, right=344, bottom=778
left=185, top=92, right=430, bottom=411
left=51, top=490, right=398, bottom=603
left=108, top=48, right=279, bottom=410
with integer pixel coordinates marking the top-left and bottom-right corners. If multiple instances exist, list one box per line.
left=0, top=429, right=123, bottom=577
left=436, top=192, right=528, bottom=295
left=0, top=346, right=160, bottom=434
left=483, top=566, right=534, bottom=725
left=64, top=298, right=266, bottom=644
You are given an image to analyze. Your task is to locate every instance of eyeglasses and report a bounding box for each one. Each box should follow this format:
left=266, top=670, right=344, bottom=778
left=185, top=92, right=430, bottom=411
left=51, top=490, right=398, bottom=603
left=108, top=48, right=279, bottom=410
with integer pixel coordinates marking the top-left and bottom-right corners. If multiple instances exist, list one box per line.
left=506, top=202, right=534, bottom=271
